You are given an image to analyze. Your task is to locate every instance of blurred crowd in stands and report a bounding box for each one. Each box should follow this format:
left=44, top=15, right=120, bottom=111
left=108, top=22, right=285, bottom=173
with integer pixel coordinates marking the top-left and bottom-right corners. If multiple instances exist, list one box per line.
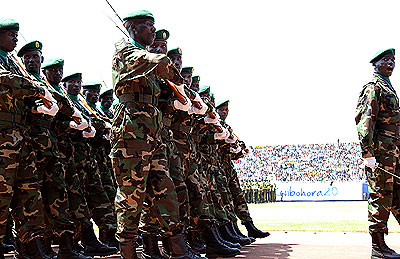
left=235, top=142, right=365, bottom=203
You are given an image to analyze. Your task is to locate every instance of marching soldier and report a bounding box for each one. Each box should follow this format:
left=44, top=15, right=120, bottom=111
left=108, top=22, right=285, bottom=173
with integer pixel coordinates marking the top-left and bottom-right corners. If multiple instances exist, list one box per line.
left=111, top=10, right=195, bottom=258
left=355, top=48, right=400, bottom=259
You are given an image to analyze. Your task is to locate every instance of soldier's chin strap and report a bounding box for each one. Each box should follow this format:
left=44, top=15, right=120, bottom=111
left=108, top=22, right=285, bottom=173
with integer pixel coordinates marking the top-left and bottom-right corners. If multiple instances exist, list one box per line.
left=375, top=166, right=400, bottom=181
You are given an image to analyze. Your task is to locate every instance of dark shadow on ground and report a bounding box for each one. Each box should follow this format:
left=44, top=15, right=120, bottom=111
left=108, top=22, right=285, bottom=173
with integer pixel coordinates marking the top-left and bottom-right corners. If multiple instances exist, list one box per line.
left=230, top=243, right=297, bottom=259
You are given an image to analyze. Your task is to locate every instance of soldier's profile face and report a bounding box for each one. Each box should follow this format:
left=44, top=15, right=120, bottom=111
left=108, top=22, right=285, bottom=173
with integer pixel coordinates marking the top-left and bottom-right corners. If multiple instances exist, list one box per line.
left=217, top=105, right=229, bottom=121
left=22, top=49, right=43, bottom=74
left=132, top=20, right=156, bottom=47
left=43, top=67, right=63, bottom=85
left=374, top=55, right=395, bottom=77
left=65, top=79, right=82, bottom=96
left=0, top=30, right=18, bottom=52
left=169, top=55, right=182, bottom=71
left=190, top=81, right=200, bottom=92
left=84, top=89, right=100, bottom=103
left=149, top=40, right=167, bottom=54
left=181, top=73, right=192, bottom=86
left=100, top=94, right=113, bottom=109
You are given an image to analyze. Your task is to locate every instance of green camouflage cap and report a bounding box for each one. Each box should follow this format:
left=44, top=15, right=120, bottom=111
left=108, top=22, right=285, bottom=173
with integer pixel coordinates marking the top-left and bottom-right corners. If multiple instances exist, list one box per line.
left=61, top=72, right=82, bottom=82
left=42, top=58, right=64, bottom=69
left=370, top=48, right=395, bottom=63
left=192, top=75, right=200, bottom=82
left=82, top=81, right=102, bottom=91
left=100, top=87, right=113, bottom=98
left=123, top=10, right=154, bottom=22
left=199, top=85, right=210, bottom=94
left=155, top=29, right=169, bottom=41
left=0, top=18, right=19, bottom=31
left=216, top=99, right=229, bottom=109
left=17, top=40, right=42, bottom=57
left=167, top=47, right=182, bottom=57
left=181, top=66, right=193, bottom=74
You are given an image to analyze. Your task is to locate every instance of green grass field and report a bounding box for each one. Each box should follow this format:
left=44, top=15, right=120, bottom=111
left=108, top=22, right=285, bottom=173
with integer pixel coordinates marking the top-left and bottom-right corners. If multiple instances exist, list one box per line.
left=238, top=201, right=400, bottom=233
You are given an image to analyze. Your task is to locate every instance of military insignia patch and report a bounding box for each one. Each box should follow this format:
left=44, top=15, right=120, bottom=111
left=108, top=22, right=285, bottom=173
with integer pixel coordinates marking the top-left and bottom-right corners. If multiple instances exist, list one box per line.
left=163, top=32, right=167, bottom=39
left=35, top=41, right=40, bottom=48
left=178, top=48, right=182, bottom=54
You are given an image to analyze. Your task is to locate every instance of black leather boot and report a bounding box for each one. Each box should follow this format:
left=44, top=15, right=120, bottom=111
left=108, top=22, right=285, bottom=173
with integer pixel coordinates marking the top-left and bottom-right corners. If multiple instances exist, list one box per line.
left=203, top=228, right=241, bottom=258
left=57, top=232, right=92, bottom=259
left=226, top=222, right=253, bottom=245
left=99, top=228, right=119, bottom=251
left=219, top=224, right=251, bottom=246
left=3, top=217, right=15, bottom=253
left=187, top=230, right=206, bottom=254
left=371, top=232, right=400, bottom=259
left=212, top=227, right=241, bottom=249
left=141, top=235, right=163, bottom=259
left=161, top=233, right=205, bottom=259
left=25, top=238, right=52, bottom=259
left=81, top=223, right=118, bottom=256
left=44, top=236, right=57, bottom=259
left=244, top=221, right=270, bottom=239
left=120, top=241, right=139, bottom=259
left=231, top=221, right=255, bottom=243
left=0, top=243, right=4, bottom=259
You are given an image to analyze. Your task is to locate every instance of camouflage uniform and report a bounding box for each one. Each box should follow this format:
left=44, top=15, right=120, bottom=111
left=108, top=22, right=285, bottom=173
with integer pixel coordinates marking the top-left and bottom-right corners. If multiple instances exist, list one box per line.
left=24, top=73, right=76, bottom=239
left=0, top=53, right=45, bottom=243
left=355, top=73, right=400, bottom=234
left=67, top=94, right=116, bottom=233
left=111, top=39, right=183, bottom=243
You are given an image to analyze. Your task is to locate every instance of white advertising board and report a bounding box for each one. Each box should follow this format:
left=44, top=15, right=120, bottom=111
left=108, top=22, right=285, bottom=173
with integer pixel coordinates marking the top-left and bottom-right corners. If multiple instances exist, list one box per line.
left=276, top=181, right=367, bottom=201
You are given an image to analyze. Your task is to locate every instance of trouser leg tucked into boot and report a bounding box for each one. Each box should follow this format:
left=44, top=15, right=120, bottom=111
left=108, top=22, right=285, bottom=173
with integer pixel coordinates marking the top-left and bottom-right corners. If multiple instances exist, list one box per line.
left=141, top=235, right=163, bottom=259
left=371, top=232, right=400, bottom=259
left=244, top=221, right=270, bottom=239
left=187, top=230, right=206, bottom=254
left=213, top=226, right=241, bottom=249
left=57, top=232, right=92, bottom=259
left=120, top=241, right=139, bottom=259
left=99, top=228, right=119, bottom=251
left=162, top=233, right=205, bottom=259
left=80, top=223, right=118, bottom=257
left=231, top=221, right=255, bottom=243
left=226, top=222, right=253, bottom=245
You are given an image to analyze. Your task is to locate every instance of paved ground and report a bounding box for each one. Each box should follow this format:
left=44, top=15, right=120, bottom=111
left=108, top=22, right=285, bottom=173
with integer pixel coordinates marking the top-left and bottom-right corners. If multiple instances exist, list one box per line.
left=5, top=231, right=400, bottom=258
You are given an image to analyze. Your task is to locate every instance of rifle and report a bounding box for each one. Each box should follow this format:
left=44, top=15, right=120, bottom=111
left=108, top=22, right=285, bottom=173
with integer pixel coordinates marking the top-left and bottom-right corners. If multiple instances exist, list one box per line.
left=165, top=79, right=188, bottom=105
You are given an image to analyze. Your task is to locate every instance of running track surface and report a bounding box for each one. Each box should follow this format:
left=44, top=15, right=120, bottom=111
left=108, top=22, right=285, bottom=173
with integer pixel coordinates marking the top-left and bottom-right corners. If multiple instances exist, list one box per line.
left=5, top=231, right=400, bottom=258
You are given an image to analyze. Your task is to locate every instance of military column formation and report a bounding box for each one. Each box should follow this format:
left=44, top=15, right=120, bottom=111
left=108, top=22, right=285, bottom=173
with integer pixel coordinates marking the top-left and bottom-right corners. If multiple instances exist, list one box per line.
left=0, top=10, right=270, bottom=259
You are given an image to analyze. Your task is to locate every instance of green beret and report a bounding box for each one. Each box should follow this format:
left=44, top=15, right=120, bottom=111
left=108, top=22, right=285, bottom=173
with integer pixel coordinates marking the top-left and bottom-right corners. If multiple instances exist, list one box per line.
left=199, top=85, right=210, bottom=94
left=123, top=10, right=154, bottom=22
left=370, top=48, right=395, bottom=63
left=192, top=75, right=200, bottom=82
left=181, top=67, right=193, bottom=74
left=17, top=40, right=42, bottom=57
left=216, top=99, right=229, bottom=109
left=100, top=88, right=113, bottom=98
left=0, top=18, right=19, bottom=31
left=167, top=47, right=182, bottom=57
left=42, top=58, right=64, bottom=69
left=155, top=29, right=169, bottom=41
left=82, top=81, right=102, bottom=91
left=61, top=72, right=82, bottom=82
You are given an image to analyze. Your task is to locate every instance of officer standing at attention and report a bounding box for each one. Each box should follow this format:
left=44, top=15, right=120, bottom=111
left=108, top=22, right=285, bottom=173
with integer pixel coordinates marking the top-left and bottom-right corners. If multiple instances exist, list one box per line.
left=355, top=48, right=400, bottom=259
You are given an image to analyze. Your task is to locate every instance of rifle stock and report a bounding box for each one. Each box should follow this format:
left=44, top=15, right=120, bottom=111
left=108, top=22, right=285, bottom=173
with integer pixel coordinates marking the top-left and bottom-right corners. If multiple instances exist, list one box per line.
left=165, top=80, right=188, bottom=105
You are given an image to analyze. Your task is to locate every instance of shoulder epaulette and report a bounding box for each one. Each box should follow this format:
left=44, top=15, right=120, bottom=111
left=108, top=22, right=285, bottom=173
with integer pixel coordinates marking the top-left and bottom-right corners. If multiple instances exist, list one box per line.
left=114, top=38, right=130, bottom=52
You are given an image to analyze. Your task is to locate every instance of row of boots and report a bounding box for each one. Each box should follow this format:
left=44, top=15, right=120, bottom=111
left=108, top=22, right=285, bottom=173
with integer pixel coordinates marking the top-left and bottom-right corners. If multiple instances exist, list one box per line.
left=0, top=223, right=118, bottom=259
left=122, top=221, right=270, bottom=259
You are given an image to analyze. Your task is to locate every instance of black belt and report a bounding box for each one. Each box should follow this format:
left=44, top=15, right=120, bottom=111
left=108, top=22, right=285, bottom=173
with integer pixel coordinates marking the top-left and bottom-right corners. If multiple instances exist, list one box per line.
left=170, top=124, right=192, bottom=134
left=28, top=119, right=52, bottom=129
left=118, top=93, right=158, bottom=106
left=0, top=112, right=23, bottom=124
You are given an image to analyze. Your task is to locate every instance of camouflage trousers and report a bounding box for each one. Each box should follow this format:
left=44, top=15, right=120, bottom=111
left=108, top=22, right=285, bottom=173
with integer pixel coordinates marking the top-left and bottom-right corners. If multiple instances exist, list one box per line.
left=74, top=142, right=116, bottom=232
left=95, top=143, right=117, bottom=204
left=0, top=127, right=44, bottom=243
left=58, top=137, right=91, bottom=224
left=214, top=169, right=236, bottom=222
left=225, top=164, right=253, bottom=223
left=366, top=140, right=400, bottom=234
left=112, top=141, right=182, bottom=242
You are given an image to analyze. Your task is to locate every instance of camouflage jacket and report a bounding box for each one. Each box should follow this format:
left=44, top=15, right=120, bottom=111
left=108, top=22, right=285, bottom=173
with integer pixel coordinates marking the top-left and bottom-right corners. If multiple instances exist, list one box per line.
left=111, top=39, right=182, bottom=157
left=0, top=54, right=43, bottom=126
left=355, top=73, right=400, bottom=157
